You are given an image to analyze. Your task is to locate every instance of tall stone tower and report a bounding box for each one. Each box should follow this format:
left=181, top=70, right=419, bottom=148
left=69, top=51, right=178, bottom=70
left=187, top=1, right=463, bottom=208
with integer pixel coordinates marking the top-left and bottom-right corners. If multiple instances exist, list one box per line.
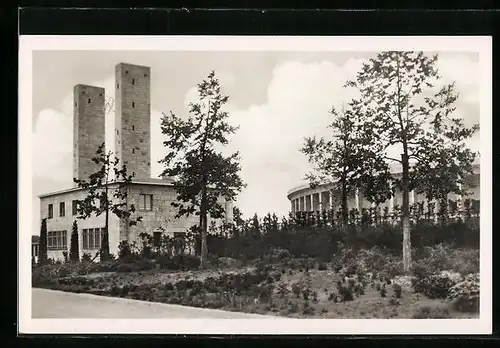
left=114, top=62, right=151, bottom=181
left=73, top=84, right=105, bottom=185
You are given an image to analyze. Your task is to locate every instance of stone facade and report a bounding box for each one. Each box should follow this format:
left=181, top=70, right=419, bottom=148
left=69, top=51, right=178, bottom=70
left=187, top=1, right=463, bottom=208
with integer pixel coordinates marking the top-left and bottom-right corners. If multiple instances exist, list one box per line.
left=115, top=63, right=151, bottom=181
left=288, top=164, right=481, bottom=214
left=73, top=84, right=105, bottom=184
left=39, top=181, right=233, bottom=261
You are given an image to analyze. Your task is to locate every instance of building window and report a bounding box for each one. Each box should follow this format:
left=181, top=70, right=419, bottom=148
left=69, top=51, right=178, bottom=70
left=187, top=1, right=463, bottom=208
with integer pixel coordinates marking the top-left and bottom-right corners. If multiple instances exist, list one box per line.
left=88, top=98, right=91, bottom=103
left=140, top=194, right=153, bottom=211
left=72, top=200, right=78, bottom=215
left=82, top=228, right=104, bottom=250
left=117, top=83, right=119, bottom=89
left=132, top=125, right=135, bottom=131
left=47, top=231, right=67, bottom=251
left=74, top=102, right=77, bottom=107
left=48, top=204, right=53, bottom=219
left=59, top=202, right=65, bottom=217
left=132, top=102, right=135, bottom=108
left=132, top=149, right=135, bottom=154
left=132, top=78, right=135, bottom=85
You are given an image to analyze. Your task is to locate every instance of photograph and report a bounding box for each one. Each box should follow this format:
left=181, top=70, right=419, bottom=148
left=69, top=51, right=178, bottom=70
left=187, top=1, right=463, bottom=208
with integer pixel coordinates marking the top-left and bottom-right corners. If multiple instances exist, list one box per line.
left=18, top=36, right=491, bottom=335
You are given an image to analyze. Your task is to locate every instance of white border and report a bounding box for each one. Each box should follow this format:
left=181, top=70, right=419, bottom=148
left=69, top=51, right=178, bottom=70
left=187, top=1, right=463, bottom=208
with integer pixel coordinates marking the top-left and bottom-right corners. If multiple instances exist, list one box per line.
left=19, top=35, right=492, bottom=335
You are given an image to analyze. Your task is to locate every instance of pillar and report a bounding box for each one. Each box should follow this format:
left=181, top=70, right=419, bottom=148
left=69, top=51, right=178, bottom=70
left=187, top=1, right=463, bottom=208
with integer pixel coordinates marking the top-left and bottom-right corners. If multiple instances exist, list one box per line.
left=318, top=191, right=323, bottom=211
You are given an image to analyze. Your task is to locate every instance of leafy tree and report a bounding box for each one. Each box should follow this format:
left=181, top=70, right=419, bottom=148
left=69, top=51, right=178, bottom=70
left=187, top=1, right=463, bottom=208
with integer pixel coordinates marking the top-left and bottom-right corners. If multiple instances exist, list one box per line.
left=250, top=213, right=261, bottom=239
left=159, top=71, right=245, bottom=268
left=69, top=220, right=79, bottom=262
left=38, top=218, right=48, bottom=266
left=73, top=142, right=143, bottom=261
left=346, top=51, right=478, bottom=272
left=301, top=104, right=383, bottom=228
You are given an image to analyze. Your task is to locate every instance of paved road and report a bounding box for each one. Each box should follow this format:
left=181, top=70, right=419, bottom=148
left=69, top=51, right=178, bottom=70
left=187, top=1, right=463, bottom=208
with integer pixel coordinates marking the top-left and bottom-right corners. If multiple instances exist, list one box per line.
left=32, top=288, right=279, bottom=319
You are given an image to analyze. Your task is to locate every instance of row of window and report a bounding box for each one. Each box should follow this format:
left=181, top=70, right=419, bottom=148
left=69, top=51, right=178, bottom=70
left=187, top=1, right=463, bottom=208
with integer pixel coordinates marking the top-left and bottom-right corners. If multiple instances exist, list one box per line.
left=40, top=228, right=182, bottom=252
left=48, top=200, right=78, bottom=219
left=41, top=229, right=104, bottom=251
left=47, top=194, right=153, bottom=219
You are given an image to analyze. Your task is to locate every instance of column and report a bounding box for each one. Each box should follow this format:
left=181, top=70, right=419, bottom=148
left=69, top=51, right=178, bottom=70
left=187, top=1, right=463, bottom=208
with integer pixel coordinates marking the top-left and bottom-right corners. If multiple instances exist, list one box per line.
left=410, top=190, right=415, bottom=205
left=291, top=200, right=295, bottom=214
left=308, top=194, right=313, bottom=211
left=319, top=191, right=323, bottom=211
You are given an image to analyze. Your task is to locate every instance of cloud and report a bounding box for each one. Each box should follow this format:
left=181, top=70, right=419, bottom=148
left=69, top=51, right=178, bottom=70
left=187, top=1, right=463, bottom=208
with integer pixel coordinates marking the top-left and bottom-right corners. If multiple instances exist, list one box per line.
left=226, top=59, right=366, bottom=218
left=223, top=54, right=479, bottom=219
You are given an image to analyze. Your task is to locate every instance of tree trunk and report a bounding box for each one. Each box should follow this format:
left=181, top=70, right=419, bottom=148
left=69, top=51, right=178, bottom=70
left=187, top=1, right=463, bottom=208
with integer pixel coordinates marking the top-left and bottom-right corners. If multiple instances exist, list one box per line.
left=340, top=180, right=350, bottom=247
left=102, top=184, right=110, bottom=261
left=199, top=179, right=209, bottom=268
left=401, top=152, right=412, bottom=273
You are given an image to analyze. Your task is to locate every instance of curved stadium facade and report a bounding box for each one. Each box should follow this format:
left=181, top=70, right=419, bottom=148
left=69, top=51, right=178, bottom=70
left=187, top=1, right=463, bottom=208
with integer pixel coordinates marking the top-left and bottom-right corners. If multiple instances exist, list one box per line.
left=287, top=163, right=480, bottom=215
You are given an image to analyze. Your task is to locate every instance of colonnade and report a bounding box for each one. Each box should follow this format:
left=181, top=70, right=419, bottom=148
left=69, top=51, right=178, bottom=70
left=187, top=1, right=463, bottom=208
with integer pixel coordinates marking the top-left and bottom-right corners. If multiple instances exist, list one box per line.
left=289, top=187, right=464, bottom=214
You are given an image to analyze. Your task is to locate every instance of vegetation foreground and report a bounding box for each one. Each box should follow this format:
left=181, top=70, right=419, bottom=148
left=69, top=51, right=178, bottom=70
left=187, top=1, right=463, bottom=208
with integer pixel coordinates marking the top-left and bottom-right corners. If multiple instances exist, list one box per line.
left=33, top=244, right=479, bottom=319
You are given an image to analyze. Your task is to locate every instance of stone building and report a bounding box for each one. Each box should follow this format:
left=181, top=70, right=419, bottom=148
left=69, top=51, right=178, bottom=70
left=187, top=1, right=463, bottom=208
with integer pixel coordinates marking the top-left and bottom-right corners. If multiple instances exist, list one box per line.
left=38, top=62, right=233, bottom=261
left=287, top=163, right=480, bottom=215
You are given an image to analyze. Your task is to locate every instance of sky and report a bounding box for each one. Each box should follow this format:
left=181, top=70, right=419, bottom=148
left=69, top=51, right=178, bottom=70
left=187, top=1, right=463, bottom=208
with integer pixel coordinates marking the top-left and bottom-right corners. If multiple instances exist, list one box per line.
left=31, top=50, right=480, bottom=234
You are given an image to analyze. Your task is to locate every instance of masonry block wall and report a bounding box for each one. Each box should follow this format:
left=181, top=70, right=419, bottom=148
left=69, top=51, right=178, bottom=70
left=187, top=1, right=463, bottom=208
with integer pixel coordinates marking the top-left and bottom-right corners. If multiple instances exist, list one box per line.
left=73, top=84, right=105, bottom=184
left=115, top=63, right=151, bottom=181
left=40, top=190, right=120, bottom=260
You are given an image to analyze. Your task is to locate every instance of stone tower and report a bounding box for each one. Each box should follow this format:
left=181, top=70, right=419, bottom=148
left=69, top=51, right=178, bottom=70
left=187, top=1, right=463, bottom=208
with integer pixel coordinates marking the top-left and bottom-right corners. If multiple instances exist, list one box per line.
left=73, top=84, right=105, bottom=185
left=114, top=62, right=151, bottom=181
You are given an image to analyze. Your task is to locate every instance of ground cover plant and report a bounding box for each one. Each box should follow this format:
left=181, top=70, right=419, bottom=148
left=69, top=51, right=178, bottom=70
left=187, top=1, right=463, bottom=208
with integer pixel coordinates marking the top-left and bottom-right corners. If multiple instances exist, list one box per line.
left=32, top=234, right=479, bottom=319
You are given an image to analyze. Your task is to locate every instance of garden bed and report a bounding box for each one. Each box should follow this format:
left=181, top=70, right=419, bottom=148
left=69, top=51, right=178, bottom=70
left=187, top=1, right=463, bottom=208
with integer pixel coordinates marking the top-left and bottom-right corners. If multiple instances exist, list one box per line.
left=32, top=248, right=479, bottom=319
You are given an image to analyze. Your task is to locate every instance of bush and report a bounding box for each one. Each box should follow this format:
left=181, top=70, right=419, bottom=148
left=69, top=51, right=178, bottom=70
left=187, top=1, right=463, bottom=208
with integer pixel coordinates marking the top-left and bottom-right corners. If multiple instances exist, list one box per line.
left=117, top=263, right=133, bottom=273
left=88, top=260, right=120, bottom=273
left=413, top=273, right=458, bottom=299
left=447, top=273, right=480, bottom=313
left=337, top=281, right=354, bottom=302
left=412, top=304, right=451, bottom=319
left=81, top=253, right=92, bottom=263
left=393, top=283, right=402, bottom=298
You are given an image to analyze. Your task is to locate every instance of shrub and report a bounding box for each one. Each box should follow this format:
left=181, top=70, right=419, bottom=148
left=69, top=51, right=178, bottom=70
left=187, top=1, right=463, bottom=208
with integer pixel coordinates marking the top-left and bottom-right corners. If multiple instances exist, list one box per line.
left=318, top=262, right=327, bottom=271
left=287, top=301, right=299, bottom=313
left=302, top=301, right=315, bottom=315
left=413, top=273, right=458, bottom=299
left=69, top=221, right=80, bottom=262
left=81, top=252, right=92, bottom=263
left=328, top=292, right=338, bottom=302
left=380, top=285, right=387, bottom=298
left=38, top=218, right=48, bottom=266
left=292, top=282, right=302, bottom=299
left=276, top=282, right=290, bottom=298
left=448, top=248, right=480, bottom=275
left=393, top=283, right=402, bottom=298
left=88, top=260, right=120, bottom=273
left=447, top=273, right=480, bottom=313
left=337, top=283, right=354, bottom=302
left=133, top=259, right=155, bottom=271
left=117, top=263, right=133, bottom=273
left=412, top=304, right=451, bottom=319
